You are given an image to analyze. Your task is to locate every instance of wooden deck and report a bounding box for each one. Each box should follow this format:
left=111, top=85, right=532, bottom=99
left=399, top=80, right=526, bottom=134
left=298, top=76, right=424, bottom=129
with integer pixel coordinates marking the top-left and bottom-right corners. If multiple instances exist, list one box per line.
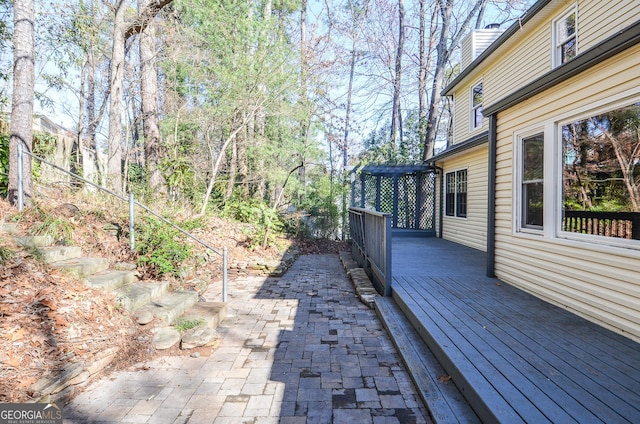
left=387, top=237, right=640, bottom=423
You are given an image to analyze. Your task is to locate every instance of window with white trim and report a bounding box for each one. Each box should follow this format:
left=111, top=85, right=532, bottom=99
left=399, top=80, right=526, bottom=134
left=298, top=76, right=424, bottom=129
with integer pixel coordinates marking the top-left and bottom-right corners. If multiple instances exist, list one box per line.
left=521, top=134, right=544, bottom=229
left=553, top=6, right=577, bottom=67
left=471, top=82, right=483, bottom=130
left=445, top=169, right=467, bottom=218
left=561, top=102, right=640, bottom=241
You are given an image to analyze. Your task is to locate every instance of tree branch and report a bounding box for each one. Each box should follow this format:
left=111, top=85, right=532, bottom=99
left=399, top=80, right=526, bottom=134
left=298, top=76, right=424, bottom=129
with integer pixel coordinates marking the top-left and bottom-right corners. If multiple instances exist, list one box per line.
left=124, top=0, right=173, bottom=40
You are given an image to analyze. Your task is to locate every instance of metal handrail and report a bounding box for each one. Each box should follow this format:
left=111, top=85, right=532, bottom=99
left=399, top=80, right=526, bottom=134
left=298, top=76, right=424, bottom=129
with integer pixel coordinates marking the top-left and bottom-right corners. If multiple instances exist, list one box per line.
left=17, top=143, right=228, bottom=301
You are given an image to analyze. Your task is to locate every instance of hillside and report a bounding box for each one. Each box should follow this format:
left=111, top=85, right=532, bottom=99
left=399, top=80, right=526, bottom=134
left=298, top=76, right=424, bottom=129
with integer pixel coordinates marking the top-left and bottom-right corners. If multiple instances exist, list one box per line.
left=0, top=196, right=346, bottom=403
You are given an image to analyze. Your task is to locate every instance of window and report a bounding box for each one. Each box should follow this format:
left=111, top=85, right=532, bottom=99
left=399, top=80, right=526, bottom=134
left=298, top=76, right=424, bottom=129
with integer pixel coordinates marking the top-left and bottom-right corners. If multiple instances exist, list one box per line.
left=471, top=83, right=483, bottom=129
left=561, top=102, right=640, bottom=241
left=522, top=134, right=544, bottom=229
left=446, top=170, right=467, bottom=218
left=553, top=7, right=577, bottom=67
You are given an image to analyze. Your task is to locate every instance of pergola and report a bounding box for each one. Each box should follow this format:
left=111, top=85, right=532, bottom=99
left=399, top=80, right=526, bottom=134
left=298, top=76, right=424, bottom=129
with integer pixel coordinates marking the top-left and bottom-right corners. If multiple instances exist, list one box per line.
left=350, top=164, right=437, bottom=236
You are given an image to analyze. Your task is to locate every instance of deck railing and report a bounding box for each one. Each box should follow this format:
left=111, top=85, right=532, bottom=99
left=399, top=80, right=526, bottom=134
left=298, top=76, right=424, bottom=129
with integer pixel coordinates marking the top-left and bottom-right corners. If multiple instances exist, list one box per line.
left=349, top=207, right=392, bottom=296
left=16, top=144, right=229, bottom=301
left=563, top=210, right=640, bottom=240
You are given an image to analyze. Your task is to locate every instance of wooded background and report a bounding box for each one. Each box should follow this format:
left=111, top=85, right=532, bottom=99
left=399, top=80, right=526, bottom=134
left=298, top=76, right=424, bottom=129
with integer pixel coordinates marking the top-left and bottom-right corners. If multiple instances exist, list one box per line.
left=0, top=0, right=530, bottom=237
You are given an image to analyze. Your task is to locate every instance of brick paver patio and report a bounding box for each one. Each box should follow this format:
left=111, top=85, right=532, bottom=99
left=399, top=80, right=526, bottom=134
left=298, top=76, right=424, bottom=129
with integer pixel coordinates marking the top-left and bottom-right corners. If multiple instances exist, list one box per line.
left=64, top=254, right=430, bottom=423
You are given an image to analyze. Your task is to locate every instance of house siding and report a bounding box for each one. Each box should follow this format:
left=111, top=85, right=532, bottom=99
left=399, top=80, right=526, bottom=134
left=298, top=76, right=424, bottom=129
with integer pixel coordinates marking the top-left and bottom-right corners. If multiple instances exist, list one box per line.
left=579, top=0, right=639, bottom=49
left=439, top=146, right=488, bottom=251
left=484, top=25, right=550, bottom=107
left=494, top=42, right=640, bottom=342
left=451, top=0, right=640, bottom=145
left=453, top=81, right=488, bottom=143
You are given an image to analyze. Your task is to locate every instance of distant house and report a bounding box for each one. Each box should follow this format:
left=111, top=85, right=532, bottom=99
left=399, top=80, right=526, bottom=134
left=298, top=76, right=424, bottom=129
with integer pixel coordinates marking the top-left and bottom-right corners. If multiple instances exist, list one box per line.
left=430, top=0, right=640, bottom=343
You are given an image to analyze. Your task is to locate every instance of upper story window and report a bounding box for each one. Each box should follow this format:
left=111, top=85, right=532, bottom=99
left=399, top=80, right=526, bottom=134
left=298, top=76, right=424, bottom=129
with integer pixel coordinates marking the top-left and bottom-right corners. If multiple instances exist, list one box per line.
left=553, top=6, right=577, bottom=67
left=471, top=82, right=483, bottom=130
left=446, top=169, right=467, bottom=218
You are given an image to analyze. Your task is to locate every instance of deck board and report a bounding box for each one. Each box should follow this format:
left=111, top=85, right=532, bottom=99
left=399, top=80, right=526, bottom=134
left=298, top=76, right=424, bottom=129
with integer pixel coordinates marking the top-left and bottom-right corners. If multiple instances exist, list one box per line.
left=399, top=276, right=578, bottom=423
left=436, top=274, right=640, bottom=385
left=424, top=276, right=627, bottom=422
left=390, top=237, right=640, bottom=423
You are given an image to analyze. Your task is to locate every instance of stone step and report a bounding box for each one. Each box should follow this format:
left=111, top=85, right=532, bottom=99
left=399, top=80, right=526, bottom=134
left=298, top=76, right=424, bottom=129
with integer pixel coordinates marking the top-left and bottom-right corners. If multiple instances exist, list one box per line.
left=114, top=281, right=170, bottom=312
left=86, top=270, right=136, bottom=291
left=51, top=256, right=109, bottom=277
left=137, top=291, right=199, bottom=325
left=180, top=302, right=228, bottom=330
left=0, top=223, right=18, bottom=234
left=41, top=246, right=83, bottom=264
left=15, top=235, right=54, bottom=248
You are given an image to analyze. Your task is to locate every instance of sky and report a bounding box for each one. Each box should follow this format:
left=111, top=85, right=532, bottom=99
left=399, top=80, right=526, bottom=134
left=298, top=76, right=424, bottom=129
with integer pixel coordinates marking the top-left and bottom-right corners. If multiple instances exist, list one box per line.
left=2, top=0, right=535, bottom=156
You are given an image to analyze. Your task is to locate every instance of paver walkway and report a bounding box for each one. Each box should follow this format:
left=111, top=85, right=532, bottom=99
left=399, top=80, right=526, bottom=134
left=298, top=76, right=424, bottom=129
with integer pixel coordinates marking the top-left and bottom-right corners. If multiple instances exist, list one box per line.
left=64, top=254, right=430, bottom=423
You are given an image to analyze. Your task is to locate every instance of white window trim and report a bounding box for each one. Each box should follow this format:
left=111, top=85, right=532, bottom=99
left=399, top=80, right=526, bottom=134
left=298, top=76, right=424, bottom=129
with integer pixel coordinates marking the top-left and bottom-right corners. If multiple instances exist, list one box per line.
left=555, top=93, right=640, bottom=250
left=445, top=168, right=468, bottom=220
left=510, top=88, right=640, bottom=253
left=552, top=4, right=578, bottom=68
left=470, top=81, right=483, bottom=132
left=514, top=126, right=550, bottom=236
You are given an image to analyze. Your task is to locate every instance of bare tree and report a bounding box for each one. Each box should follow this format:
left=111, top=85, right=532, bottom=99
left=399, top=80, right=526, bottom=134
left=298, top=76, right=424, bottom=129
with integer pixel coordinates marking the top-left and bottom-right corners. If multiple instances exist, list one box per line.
left=422, top=0, right=486, bottom=161
left=106, top=0, right=172, bottom=193
left=8, top=0, right=35, bottom=206
left=138, top=3, right=166, bottom=194
left=389, top=0, right=405, bottom=148
left=418, top=0, right=437, bottom=152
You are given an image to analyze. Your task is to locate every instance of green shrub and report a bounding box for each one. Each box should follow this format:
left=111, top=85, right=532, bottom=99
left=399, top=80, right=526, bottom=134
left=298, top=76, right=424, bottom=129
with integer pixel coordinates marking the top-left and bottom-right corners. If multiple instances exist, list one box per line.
left=135, top=216, right=192, bottom=277
left=32, top=215, right=74, bottom=244
left=222, top=196, right=284, bottom=249
left=0, top=245, right=15, bottom=262
left=174, top=318, right=203, bottom=332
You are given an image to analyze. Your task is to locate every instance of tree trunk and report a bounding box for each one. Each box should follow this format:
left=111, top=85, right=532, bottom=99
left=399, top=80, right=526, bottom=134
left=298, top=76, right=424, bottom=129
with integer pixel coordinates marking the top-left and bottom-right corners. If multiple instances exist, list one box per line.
left=418, top=0, right=437, bottom=154
left=343, top=42, right=356, bottom=168
left=236, top=112, right=249, bottom=196
left=107, top=0, right=126, bottom=194
left=106, top=0, right=173, bottom=194
left=139, top=12, right=166, bottom=194
left=390, top=0, right=405, bottom=149
left=422, top=0, right=487, bottom=161
left=201, top=122, right=249, bottom=215
left=475, top=0, right=487, bottom=29
left=8, top=0, right=35, bottom=206
left=225, top=137, right=238, bottom=199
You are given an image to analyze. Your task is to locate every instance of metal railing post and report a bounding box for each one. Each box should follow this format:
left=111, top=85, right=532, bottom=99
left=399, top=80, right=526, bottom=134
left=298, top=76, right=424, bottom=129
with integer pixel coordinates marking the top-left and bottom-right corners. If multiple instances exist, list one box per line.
left=222, top=247, right=228, bottom=302
left=129, top=192, right=135, bottom=251
left=17, top=143, right=24, bottom=211
left=17, top=148, right=230, bottom=302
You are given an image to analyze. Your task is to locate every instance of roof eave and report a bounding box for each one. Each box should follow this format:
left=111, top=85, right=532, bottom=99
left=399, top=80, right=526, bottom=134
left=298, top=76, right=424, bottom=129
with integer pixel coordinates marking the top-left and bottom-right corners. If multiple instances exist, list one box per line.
left=483, top=19, right=640, bottom=116
left=428, top=131, right=489, bottom=163
left=442, top=0, right=554, bottom=97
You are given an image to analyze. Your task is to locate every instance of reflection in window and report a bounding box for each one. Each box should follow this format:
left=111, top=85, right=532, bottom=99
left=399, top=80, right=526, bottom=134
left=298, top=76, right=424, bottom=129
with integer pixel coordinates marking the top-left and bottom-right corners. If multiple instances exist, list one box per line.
left=522, top=134, right=544, bottom=229
left=446, top=170, right=467, bottom=218
left=472, top=83, right=483, bottom=129
left=562, top=103, right=640, bottom=240
left=554, top=9, right=577, bottom=66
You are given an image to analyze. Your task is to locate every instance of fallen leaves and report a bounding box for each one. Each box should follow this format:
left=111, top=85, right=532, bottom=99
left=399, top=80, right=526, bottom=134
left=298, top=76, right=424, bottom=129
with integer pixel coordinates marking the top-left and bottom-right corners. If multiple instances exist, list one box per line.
left=3, top=352, right=21, bottom=367
left=438, top=374, right=452, bottom=383
left=0, top=243, right=133, bottom=403
left=11, top=328, right=26, bottom=341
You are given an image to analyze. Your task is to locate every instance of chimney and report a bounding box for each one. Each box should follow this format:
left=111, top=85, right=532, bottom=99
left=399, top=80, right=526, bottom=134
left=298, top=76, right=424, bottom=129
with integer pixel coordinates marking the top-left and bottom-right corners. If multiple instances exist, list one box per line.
left=461, top=24, right=504, bottom=70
